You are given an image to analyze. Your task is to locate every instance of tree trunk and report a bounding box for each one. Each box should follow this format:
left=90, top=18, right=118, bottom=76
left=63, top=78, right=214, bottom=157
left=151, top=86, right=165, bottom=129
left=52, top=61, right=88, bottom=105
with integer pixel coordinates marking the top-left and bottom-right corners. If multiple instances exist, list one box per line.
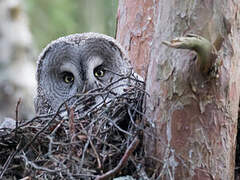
left=116, top=0, right=240, bottom=179
left=0, top=0, right=35, bottom=121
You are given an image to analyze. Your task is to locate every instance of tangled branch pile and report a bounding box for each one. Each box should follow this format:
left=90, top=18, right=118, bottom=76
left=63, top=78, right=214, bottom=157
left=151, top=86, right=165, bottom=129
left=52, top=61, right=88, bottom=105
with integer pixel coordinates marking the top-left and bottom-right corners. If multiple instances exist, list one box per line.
left=0, top=73, right=146, bottom=180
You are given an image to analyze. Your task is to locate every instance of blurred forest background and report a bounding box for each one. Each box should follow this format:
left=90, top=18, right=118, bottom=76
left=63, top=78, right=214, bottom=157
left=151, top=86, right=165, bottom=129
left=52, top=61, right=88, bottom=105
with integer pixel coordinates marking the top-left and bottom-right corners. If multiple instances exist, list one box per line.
left=25, top=0, right=118, bottom=49
left=0, top=0, right=118, bottom=122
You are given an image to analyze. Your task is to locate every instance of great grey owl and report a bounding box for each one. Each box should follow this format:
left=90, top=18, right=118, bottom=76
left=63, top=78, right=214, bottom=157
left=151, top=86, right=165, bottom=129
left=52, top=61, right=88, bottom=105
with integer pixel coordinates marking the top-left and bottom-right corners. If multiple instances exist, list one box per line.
left=34, top=32, right=137, bottom=115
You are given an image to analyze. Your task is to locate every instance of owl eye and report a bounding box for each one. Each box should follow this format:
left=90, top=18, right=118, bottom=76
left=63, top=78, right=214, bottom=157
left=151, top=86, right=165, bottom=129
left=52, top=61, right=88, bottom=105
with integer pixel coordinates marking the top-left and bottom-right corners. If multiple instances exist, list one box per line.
left=62, top=72, right=74, bottom=84
left=94, top=66, right=105, bottom=78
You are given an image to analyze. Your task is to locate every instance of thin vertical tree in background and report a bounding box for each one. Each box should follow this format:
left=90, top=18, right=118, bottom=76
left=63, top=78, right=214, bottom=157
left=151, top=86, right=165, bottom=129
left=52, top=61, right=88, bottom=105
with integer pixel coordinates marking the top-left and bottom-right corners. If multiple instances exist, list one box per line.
left=0, top=0, right=35, bottom=120
left=116, top=0, right=240, bottom=179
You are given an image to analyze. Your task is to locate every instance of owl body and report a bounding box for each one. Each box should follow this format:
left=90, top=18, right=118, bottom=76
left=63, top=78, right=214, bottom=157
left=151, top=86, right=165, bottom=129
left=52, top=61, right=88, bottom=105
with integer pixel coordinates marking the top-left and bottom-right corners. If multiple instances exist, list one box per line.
left=35, top=33, right=135, bottom=115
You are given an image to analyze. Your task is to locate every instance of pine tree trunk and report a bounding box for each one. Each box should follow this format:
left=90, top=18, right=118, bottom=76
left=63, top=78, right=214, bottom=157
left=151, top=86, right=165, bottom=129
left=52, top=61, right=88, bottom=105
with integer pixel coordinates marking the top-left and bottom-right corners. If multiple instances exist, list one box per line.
left=116, top=0, right=240, bottom=179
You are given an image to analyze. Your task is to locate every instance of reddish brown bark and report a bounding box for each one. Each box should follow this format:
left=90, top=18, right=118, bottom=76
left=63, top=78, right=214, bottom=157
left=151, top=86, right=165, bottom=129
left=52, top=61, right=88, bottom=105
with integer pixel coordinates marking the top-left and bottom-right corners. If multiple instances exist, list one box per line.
left=116, top=1, right=154, bottom=78
left=116, top=0, right=240, bottom=179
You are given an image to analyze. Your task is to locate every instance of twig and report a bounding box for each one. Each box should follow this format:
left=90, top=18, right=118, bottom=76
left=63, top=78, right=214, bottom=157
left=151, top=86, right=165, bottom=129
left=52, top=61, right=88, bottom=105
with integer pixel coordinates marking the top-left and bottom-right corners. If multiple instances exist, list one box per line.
left=15, top=98, right=22, bottom=135
left=69, top=107, right=76, bottom=143
left=95, top=136, right=139, bottom=180
left=89, top=137, right=102, bottom=170
left=79, top=122, right=102, bottom=170
left=21, top=152, right=58, bottom=173
left=104, top=116, right=133, bottom=136
left=49, top=118, right=65, bottom=135
left=0, top=139, right=22, bottom=178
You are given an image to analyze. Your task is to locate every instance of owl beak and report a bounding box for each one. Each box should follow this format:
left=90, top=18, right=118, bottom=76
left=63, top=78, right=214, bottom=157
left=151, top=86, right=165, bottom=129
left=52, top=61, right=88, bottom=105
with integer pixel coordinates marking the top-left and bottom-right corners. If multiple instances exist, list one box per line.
left=77, top=82, right=88, bottom=94
left=82, top=84, right=87, bottom=93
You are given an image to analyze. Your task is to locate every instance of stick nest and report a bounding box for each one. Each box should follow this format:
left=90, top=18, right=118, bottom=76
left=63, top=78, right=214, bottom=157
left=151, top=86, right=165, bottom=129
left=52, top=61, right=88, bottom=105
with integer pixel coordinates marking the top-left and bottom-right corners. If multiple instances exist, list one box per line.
left=0, top=73, right=146, bottom=180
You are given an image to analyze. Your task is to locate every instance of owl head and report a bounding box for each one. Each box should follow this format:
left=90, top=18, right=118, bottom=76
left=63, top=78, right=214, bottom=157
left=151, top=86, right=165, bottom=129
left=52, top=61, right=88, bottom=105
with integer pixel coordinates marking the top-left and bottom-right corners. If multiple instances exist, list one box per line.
left=34, top=33, right=135, bottom=115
